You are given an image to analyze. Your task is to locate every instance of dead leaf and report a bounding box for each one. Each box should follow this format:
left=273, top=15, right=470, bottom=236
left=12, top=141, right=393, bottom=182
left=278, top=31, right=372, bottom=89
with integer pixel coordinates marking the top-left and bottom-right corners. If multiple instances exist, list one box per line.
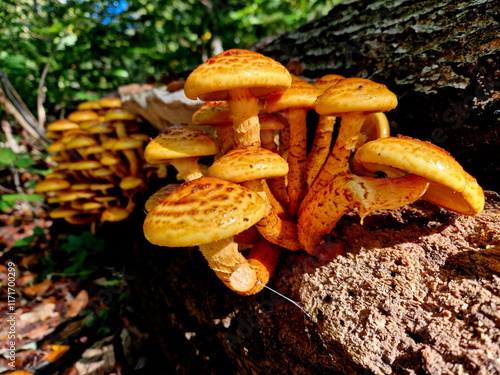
left=23, top=279, right=52, bottom=297
left=66, top=290, right=89, bottom=318
left=42, top=344, right=70, bottom=363
left=19, top=303, right=56, bottom=328
left=75, top=336, right=116, bottom=375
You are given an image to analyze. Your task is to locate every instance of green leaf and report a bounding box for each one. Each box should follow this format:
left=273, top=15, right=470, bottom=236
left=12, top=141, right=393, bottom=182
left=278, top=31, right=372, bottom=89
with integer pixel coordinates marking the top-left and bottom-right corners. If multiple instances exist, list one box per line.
left=15, top=156, right=35, bottom=168
left=13, top=235, right=36, bottom=248
left=110, top=69, right=129, bottom=78
left=0, top=147, right=16, bottom=166
left=33, top=226, right=45, bottom=236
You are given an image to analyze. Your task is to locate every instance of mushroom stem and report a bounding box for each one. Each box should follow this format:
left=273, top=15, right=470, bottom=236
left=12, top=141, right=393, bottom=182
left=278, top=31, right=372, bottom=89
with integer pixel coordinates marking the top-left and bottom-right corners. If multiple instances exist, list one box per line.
left=216, top=123, right=235, bottom=155
left=169, top=158, right=204, bottom=182
left=242, top=179, right=301, bottom=251
left=300, top=112, right=365, bottom=216
left=227, top=88, right=261, bottom=147
left=198, top=237, right=257, bottom=294
left=245, top=238, right=282, bottom=295
left=306, top=115, right=336, bottom=188
left=298, top=173, right=429, bottom=254
left=123, top=149, right=139, bottom=176
left=284, top=108, right=308, bottom=218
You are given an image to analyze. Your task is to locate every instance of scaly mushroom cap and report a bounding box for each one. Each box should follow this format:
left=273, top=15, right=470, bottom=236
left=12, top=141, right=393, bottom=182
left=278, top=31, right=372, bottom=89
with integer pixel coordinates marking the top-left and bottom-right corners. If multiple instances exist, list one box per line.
left=35, top=178, right=70, bottom=193
left=47, top=119, right=80, bottom=132
left=265, top=75, right=321, bottom=113
left=207, top=146, right=289, bottom=183
left=316, top=77, right=398, bottom=116
left=192, top=101, right=233, bottom=125
left=144, top=124, right=219, bottom=163
left=67, top=110, right=99, bottom=123
left=143, top=176, right=266, bottom=247
left=144, top=183, right=180, bottom=212
left=184, top=49, right=292, bottom=101
left=353, top=136, right=485, bottom=215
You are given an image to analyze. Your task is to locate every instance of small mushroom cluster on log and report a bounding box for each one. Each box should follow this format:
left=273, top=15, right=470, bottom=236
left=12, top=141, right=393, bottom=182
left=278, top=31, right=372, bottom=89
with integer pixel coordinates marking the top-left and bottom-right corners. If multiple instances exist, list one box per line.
left=142, top=49, right=485, bottom=295
left=36, top=97, right=161, bottom=231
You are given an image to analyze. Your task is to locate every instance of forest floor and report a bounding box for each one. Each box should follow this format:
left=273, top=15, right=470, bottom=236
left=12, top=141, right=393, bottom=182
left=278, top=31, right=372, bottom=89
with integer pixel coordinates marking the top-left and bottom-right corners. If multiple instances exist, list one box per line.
left=0, top=199, right=166, bottom=375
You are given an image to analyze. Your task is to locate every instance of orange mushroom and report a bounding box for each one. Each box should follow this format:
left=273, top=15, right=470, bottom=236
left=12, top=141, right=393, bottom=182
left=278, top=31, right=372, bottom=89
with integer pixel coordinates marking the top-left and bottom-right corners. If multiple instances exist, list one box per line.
left=184, top=49, right=292, bottom=147
left=143, top=176, right=267, bottom=294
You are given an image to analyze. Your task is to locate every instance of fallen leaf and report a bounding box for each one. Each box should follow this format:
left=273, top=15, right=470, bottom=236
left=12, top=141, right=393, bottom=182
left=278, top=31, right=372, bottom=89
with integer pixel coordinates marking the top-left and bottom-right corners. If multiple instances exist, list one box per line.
left=42, top=344, right=70, bottom=363
left=23, top=279, right=52, bottom=297
left=19, top=303, right=56, bottom=328
left=75, top=336, right=116, bottom=375
left=66, top=290, right=89, bottom=318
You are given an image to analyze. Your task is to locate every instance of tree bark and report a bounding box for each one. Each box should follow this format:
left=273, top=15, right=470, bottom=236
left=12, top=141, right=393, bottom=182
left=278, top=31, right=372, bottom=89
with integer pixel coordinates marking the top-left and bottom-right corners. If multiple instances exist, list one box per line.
left=254, top=0, right=500, bottom=192
left=119, top=1, right=500, bottom=374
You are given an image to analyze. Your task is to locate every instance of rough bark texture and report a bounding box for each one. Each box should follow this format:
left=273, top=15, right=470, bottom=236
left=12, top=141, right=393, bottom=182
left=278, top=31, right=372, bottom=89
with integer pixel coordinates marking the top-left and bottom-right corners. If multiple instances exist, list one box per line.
left=116, top=1, right=500, bottom=373
left=119, top=192, right=500, bottom=375
left=255, top=0, right=500, bottom=193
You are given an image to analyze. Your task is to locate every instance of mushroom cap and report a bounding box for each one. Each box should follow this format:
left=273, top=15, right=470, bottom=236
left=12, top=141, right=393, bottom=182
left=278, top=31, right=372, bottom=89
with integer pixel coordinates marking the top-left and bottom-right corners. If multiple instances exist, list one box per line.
left=34, top=178, right=70, bottom=193
left=47, top=139, right=66, bottom=153
left=49, top=205, right=80, bottom=219
left=143, top=176, right=266, bottom=247
left=184, top=49, right=292, bottom=101
left=47, top=119, right=80, bottom=132
left=144, top=183, right=180, bottom=212
left=100, top=152, right=122, bottom=166
left=77, top=101, right=102, bottom=110
left=101, top=207, right=130, bottom=222
left=119, top=176, right=143, bottom=190
left=207, top=146, right=289, bottom=182
left=68, top=160, right=101, bottom=170
left=104, top=109, right=136, bottom=122
left=315, top=77, right=398, bottom=116
left=98, top=97, right=122, bottom=109
left=265, top=75, right=321, bottom=113
left=313, top=74, right=346, bottom=92
left=192, top=101, right=233, bottom=125
left=67, top=110, right=100, bottom=123
left=102, top=137, right=143, bottom=151
left=72, top=182, right=91, bottom=190
left=65, top=134, right=98, bottom=149
left=90, top=182, right=116, bottom=191
left=354, top=136, right=467, bottom=192
left=87, top=123, right=114, bottom=134
left=144, top=124, right=219, bottom=163
left=79, top=145, right=105, bottom=156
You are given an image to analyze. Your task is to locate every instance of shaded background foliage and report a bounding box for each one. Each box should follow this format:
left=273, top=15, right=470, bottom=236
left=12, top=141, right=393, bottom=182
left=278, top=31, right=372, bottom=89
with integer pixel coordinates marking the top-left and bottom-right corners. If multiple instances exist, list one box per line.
left=0, top=0, right=337, bottom=120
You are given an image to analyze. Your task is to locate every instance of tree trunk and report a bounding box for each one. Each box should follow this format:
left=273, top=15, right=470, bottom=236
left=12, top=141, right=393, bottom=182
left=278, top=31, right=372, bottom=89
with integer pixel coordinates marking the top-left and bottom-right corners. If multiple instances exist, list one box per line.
left=254, top=0, right=500, bottom=192
left=120, top=1, right=500, bottom=374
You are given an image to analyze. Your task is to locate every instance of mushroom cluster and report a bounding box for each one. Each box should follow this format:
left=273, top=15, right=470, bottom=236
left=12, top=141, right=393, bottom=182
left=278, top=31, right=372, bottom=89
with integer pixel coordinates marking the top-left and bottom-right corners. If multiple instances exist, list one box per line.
left=142, top=49, right=485, bottom=295
left=37, top=97, right=158, bottom=231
